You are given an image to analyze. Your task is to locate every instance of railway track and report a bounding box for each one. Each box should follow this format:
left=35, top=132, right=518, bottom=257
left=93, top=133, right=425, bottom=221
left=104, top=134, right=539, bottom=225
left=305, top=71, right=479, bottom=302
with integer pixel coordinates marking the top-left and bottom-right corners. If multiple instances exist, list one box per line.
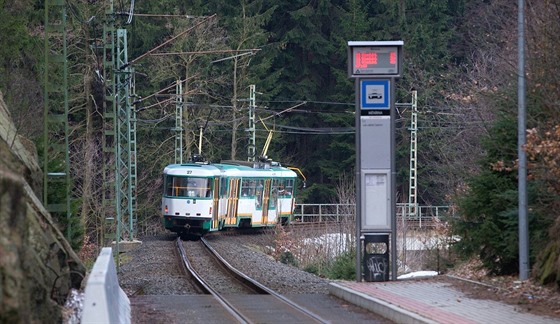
left=177, top=237, right=330, bottom=323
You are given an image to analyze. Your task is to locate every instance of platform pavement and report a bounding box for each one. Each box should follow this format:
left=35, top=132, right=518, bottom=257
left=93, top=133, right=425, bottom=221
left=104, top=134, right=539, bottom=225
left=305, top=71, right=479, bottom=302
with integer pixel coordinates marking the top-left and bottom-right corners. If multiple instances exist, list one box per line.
left=329, top=277, right=559, bottom=324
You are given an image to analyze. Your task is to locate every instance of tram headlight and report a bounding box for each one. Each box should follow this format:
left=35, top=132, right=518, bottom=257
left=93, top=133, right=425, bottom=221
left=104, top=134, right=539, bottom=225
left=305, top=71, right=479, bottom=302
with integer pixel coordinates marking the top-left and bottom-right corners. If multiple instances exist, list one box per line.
left=164, top=205, right=168, bottom=213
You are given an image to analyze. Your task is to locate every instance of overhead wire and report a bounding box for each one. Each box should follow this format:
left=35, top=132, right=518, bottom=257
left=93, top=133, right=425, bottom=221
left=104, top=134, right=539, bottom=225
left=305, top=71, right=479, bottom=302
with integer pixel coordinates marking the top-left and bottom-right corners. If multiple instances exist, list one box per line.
left=261, top=99, right=353, bottom=107
left=134, top=89, right=487, bottom=134
left=134, top=80, right=183, bottom=107
left=129, top=14, right=217, bottom=66
left=149, top=49, right=260, bottom=57
left=95, top=5, right=352, bottom=137
left=136, top=98, right=174, bottom=112
left=89, top=7, right=480, bottom=137
left=136, top=114, right=173, bottom=124
left=129, top=13, right=200, bottom=18
left=258, top=101, right=308, bottom=122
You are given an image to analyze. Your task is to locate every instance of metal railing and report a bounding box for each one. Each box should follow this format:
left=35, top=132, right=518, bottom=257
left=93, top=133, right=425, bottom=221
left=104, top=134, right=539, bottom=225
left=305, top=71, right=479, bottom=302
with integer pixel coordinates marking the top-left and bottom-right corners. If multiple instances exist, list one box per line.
left=293, top=204, right=355, bottom=223
left=293, top=203, right=454, bottom=228
left=396, top=204, right=454, bottom=228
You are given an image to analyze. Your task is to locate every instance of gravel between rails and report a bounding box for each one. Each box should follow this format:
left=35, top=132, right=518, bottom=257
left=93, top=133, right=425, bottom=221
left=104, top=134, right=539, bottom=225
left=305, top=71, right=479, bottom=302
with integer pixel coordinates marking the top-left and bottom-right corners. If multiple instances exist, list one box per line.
left=182, top=239, right=255, bottom=294
left=118, top=234, right=199, bottom=295
left=118, top=232, right=331, bottom=296
left=204, top=233, right=331, bottom=295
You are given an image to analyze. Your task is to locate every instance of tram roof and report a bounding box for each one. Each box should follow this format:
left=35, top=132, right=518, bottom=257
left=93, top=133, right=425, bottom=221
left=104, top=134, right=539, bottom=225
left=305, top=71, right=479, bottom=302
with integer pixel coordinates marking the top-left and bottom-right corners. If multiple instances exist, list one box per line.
left=163, top=163, right=222, bottom=176
left=163, top=162, right=297, bottom=178
left=215, top=163, right=297, bottom=178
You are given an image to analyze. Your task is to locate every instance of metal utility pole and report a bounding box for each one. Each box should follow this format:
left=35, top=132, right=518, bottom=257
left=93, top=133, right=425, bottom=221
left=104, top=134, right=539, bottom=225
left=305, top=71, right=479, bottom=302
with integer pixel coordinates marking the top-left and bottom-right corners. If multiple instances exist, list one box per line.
left=408, top=90, right=418, bottom=221
left=43, top=0, right=71, bottom=239
left=397, top=90, right=418, bottom=270
left=115, top=28, right=137, bottom=243
left=130, top=71, right=138, bottom=238
left=102, top=0, right=117, bottom=246
left=517, top=0, right=529, bottom=281
left=101, top=1, right=138, bottom=255
left=175, top=80, right=184, bottom=164
left=247, top=85, right=256, bottom=161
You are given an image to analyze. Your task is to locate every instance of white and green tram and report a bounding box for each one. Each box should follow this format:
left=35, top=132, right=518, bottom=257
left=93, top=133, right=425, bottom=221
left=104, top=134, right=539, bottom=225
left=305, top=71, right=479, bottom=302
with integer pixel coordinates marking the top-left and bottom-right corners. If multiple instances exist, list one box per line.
left=162, top=160, right=297, bottom=237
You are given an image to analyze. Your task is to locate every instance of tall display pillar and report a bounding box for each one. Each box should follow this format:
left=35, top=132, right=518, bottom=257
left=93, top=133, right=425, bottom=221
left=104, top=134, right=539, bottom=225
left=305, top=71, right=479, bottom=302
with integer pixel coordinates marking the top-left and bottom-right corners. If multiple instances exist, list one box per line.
left=348, top=41, right=403, bottom=281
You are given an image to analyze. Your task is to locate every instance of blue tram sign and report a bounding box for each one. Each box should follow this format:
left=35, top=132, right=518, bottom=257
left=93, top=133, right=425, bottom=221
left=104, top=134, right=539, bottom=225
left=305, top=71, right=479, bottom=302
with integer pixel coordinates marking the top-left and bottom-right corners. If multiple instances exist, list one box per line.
left=348, top=41, right=403, bottom=78
left=361, top=79, right=390, bottom=114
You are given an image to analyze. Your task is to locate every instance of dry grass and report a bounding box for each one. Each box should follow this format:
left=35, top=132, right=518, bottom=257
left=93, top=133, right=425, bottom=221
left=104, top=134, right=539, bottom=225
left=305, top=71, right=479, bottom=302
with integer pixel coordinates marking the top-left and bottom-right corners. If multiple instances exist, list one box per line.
left=397, top=216, right=455, bottom=275
left=446, top=257, right=560, bottom=318
left=264, top=218, right=356, bottom=273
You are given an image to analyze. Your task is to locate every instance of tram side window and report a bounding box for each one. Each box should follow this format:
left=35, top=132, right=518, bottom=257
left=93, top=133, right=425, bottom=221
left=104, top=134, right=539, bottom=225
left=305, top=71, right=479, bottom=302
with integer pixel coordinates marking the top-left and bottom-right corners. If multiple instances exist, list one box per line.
left=278, top=179, right=294, bottom=197
left=270, top=179, right=278, bottom=208
left=241, top=179, right=256, bottom=197
left=165, top=175, right=173, bottom=196
left=220, top=178, right=228, bottom=198
left=255, top=179, right=264, bottom=208
left=285, top=179, right=294, bottom=196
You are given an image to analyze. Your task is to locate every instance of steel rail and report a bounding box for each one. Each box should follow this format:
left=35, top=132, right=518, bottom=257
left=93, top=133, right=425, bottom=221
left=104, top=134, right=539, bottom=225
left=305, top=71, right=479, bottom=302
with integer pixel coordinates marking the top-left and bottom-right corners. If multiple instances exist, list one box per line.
left=175, top=238, right=250, bottom=324
left=201, top=237, right=330, bottom=324
left=198, top=240, right=268, bottom=295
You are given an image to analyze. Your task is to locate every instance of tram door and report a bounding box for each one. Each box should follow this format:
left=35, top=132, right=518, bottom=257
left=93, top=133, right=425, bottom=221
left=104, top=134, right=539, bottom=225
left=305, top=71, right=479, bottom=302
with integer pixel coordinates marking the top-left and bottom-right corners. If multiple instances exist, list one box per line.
left=268, top=179, right=278, bottom=223
left=211, top=177, right=220, bottom=230
left=261, top=179, right=271, bottom=225
left=226, top=178, right=240, bottom=225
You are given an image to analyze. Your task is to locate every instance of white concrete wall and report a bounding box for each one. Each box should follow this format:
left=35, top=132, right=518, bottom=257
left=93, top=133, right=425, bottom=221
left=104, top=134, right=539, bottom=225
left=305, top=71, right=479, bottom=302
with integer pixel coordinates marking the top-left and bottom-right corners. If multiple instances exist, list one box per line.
left=82, top=247, right=130, bottom=324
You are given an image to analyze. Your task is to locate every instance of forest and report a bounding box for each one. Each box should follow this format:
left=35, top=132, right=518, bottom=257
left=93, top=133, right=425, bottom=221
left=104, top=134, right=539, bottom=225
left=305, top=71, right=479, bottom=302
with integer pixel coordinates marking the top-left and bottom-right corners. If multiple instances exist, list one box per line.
left=1, top=0, right=560, bottom=287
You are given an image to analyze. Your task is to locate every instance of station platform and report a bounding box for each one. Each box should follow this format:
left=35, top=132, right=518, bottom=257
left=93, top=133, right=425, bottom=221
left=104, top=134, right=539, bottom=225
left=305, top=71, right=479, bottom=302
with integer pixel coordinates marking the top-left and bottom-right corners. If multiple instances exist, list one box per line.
left=329, top=277, right=559, bottom=324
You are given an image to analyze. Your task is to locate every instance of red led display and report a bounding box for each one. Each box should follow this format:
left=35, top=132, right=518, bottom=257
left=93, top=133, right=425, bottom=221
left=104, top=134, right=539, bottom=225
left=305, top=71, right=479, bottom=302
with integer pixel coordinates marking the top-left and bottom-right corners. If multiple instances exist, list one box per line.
left=349, top=44, right=401, bottom=76
left=355, top=52, right=378, bottom=68
left=389, top=51, right=397, bottom=65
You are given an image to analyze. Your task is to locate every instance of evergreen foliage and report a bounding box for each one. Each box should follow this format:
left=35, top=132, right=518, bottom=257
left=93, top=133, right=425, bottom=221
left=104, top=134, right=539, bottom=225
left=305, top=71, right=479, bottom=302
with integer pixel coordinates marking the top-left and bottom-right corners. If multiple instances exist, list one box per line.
left=0, top=0, right=43, bottom=138
left=279, top=251, right=298, bottom=267
left=301, top=250, right=356, bottom=280
left=453, top=112, right=527, bottom=275
left=3, top=0, right=560, bottom=283
left=327, top=250, right=356, bottom=280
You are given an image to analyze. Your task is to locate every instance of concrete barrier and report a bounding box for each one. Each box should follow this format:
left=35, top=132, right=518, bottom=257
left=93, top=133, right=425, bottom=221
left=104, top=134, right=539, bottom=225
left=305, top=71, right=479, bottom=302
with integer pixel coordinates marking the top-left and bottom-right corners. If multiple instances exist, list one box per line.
left=82, top=247, right=131, bottom=324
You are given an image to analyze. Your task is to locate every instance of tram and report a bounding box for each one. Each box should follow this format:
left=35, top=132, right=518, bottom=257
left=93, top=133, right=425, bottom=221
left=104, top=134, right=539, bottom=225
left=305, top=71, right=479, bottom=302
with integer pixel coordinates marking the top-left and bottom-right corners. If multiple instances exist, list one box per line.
left=161, top=158, right=297, bottom=237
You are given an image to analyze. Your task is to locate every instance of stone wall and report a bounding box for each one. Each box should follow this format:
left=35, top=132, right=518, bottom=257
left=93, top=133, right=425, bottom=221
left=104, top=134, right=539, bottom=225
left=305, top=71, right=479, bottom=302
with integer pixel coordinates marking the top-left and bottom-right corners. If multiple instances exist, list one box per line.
left=0, top=91, right=86, bottom=323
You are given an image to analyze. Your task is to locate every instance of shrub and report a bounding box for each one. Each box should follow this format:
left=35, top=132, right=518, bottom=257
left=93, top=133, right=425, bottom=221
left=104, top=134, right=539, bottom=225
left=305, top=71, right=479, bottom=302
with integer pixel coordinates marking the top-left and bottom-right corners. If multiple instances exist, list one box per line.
left=327, top=250, right=356, bottom=280
left=279, top=251, right=298, bottom=267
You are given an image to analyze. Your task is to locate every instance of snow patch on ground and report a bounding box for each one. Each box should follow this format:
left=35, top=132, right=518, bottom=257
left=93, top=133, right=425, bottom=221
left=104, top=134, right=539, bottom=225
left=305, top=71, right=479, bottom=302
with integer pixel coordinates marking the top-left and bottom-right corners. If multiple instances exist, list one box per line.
left=398, top=271, right=439, bottom=279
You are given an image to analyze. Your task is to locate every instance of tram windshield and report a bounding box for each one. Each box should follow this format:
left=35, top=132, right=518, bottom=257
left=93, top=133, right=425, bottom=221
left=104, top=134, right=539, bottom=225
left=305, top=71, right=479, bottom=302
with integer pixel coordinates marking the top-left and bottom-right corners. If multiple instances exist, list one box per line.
left=165, top=176, right=212, bottom=198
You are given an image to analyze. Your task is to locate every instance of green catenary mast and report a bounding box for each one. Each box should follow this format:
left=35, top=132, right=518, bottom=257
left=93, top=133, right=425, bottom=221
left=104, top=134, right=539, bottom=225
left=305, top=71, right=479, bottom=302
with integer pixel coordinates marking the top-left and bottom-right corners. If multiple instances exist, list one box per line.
left=43, top=0, right=71, bottom=240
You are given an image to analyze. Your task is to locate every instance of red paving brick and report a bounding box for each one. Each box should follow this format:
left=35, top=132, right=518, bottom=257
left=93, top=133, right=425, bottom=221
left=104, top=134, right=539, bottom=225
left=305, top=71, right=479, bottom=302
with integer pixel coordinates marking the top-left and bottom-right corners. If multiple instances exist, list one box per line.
left=329, top=278, right=559, bottom=324
left=344, top=282, right=476, bottom=324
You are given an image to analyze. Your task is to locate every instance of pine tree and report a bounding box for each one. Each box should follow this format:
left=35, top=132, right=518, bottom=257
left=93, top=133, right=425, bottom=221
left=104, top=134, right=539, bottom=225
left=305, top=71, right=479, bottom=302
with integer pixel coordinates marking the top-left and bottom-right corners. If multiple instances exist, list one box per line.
left=453, top=112, right=522, bottom=275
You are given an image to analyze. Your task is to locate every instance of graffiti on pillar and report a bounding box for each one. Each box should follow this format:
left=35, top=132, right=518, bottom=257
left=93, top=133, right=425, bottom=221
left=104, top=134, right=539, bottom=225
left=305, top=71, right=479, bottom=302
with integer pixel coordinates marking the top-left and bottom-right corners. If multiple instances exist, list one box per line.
left=366, top=256, right=388, bottom=281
